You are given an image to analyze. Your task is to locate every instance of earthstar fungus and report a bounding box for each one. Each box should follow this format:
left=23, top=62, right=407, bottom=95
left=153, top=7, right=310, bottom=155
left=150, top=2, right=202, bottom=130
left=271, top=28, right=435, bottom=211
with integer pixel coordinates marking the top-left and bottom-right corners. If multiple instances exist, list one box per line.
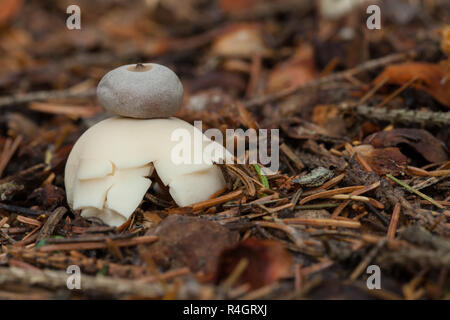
left=65, top=63, right=229, bottom=226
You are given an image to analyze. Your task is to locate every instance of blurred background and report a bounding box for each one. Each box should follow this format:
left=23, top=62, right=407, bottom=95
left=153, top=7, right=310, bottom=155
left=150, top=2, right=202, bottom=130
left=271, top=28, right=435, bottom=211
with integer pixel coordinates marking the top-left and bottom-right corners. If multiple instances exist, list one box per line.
left=0, top=0, right=448, bottom=94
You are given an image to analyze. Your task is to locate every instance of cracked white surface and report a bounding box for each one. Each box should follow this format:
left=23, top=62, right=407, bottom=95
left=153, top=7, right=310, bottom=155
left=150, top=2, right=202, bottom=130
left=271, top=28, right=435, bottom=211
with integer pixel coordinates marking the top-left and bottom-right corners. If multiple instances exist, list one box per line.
left=65, top=117, right=229, bottom=226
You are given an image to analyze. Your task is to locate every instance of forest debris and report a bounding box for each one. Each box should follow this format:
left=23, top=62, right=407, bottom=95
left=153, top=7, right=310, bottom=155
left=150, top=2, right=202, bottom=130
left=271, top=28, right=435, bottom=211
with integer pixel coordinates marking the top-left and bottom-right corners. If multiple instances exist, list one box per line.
left=0, top=164, right=50, bottom=201
left=377, top=247, right=450, bottom=270
left=412, top=175, right=448, bottom=191
left=0, top=203, right=47, bottom=217
left=364, top=129, right=448, bottom=164
left=0, top=228, right=15, bottom=244
left=38, top=235, right=159, bottom=252
left=27, top=185, right=66, bottom=211
left=349, top=238, right=387, bottom=281
left=244, top=51, right=414, bottom=108
left=0, top=135, right=22, bottom=177
left=373, top=62, right=450, bottom=108
left=307, top=173, right=346, bottom=193
left=0, top=266, right=171, bottom=299
left=0, top=88, right=96, bottom=108
left=293, top=167, right=334, bottom=187
left=223, top=165, right=256, bottom=196
left=298, top=186, right=365, bottom=205
left=375, top=76, right=418, bottom=109
left=407, top=166, right=450, bottom=177
left=353, top=145, right=407, bottom=176
left=358, top=77, right=390, bottom=106
left=190, top=189, right=243, bottom=211
left=211, top=23, right=269, bottom=58
left=29, top=102, right=103, bottom=118
left=283, top=217, right=361, bottom=229
left=331, top=181, right=380, bottom=217
left=387, top=204, right=401, bottom=241
left=400, top=226, right=450, bottom=251
left=348, top=105, right=450, bottom=126
left=254, top=220, right=305, bottom=249
left=16, top=215, right=42, bottom=227
left=214, top=238, right=292, bottom=290
left=139, top=267, right=191, bottom=283
left=140, top=215, right=239, bottom=273
left=386, top=174, right=444, bottom=209
left=312, top=104, right=348, bottom=137
left=220, top=257, right=249, bottom=290
left=280, top=143, right=304, bottom=170
left=267, top=44, right=317, bottom=93
left=7, top=247, right=147, bottom=278
left=36, top=207, right=67, bottom=243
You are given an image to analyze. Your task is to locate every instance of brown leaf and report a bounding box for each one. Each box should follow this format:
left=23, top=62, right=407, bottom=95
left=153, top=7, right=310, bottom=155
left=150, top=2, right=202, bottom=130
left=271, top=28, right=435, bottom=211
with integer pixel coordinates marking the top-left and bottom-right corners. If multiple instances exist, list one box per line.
left=212, top=23, right=269, bottom=58
left=373, top=62, right=450, bottom=108
left=214, top=238, right=292, bottom=289
left=354, top=145, right=408, bottom=176
left=267, top=44, right=317, bottom=93
left=363, top=129, right=448, bottom=163
left=139, top=215, right=239, bottom=274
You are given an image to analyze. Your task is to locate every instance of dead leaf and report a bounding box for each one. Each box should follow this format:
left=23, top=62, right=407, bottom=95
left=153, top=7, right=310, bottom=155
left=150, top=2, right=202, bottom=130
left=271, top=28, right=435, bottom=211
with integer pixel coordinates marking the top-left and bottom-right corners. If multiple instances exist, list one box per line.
left=212, top=23, right=269, bottom=58
left=354, top=144, right=408, bottom=176
left=363, top=129, right=448, bottom=163
left=139, top=215, right=239, bottom=274
left=214, top=238, right=292, bottom=289
left=267, top=44, right=317, bottom=93
left=373, top=62, right=450, bottom=108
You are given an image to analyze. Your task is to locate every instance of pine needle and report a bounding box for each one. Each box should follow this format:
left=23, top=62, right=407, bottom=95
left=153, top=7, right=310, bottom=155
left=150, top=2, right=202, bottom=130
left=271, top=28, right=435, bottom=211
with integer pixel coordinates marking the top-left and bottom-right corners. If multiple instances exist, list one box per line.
left=386, top=174, right=444, bottom=209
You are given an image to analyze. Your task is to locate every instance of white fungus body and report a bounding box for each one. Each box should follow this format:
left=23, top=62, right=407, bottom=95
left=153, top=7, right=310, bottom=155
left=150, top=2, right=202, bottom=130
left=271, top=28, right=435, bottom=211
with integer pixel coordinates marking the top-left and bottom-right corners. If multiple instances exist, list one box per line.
left=65, top=117, right=230, bottom=226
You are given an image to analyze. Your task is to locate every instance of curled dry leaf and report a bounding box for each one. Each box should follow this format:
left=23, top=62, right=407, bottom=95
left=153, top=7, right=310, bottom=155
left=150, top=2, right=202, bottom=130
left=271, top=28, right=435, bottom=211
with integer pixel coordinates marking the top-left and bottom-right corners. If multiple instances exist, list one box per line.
left=353, top=144, right=407, bottom=176
left=214, top=238, right=293, bottom=289
left=267, top=44, right=317, bottom=93
left=373, top=62, right=450, bottom=108
left=139, top=215, right=239, bottom=274
left=211, top=23, right=269, bottom=58
left=363, top=128, right=448, bottom=163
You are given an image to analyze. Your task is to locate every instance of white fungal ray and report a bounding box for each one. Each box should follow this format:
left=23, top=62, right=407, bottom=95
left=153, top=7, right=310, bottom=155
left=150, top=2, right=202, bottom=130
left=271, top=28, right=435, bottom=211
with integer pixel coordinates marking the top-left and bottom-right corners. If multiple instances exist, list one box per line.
left=65, top=117, right=230, bottom=226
